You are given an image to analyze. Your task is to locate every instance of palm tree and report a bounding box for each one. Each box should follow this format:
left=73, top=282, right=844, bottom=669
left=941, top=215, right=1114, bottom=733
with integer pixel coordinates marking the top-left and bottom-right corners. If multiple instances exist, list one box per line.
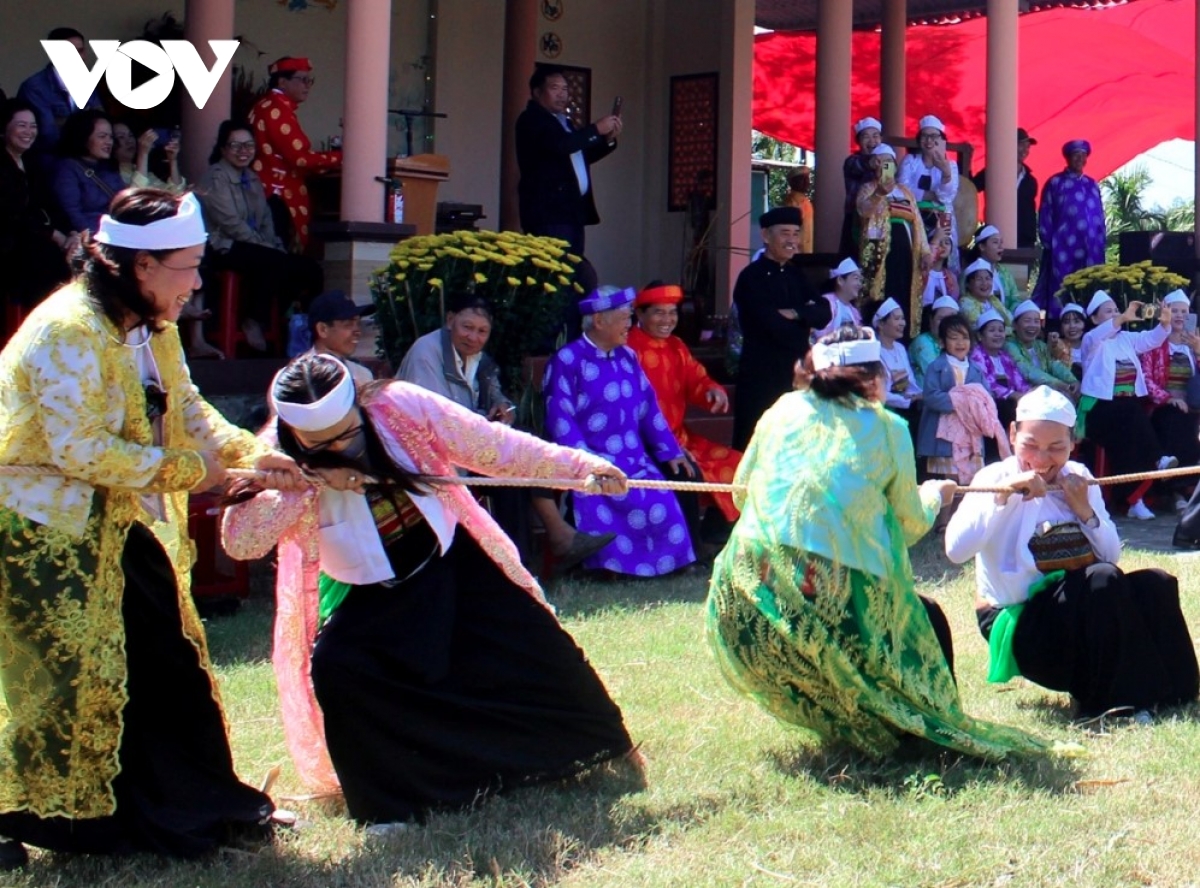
left=1100, top=165, right=1196, bottom=264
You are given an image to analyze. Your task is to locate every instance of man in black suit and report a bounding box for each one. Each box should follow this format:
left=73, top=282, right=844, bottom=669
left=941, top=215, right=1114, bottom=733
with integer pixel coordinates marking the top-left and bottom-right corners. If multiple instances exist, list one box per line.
left=971, top=128, right=1040, bottom=248
left=515, top=65, right=622, bottom=257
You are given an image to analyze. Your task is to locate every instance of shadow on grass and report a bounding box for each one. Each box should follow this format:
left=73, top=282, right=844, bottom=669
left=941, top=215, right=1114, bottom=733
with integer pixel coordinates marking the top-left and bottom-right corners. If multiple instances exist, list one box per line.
left=762, top=738, right=1083, bottom=799
left=546, top=570, right=711, bottom=619
left=202, top=596, right=275, bottom=667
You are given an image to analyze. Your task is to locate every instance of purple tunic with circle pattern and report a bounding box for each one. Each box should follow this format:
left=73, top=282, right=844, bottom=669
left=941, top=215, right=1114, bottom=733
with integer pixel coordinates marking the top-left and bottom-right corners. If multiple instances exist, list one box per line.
left=543, top=337, right=696, bottom=576
left=1032, top=169, right=1105, bottom=319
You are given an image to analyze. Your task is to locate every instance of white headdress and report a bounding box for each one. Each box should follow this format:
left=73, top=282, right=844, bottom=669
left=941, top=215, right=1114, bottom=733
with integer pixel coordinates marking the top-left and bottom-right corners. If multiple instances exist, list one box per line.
left=95, top=192, right=208, bottom=250
left=271, top=355, right=357, bottom=432
left=812, top=329, right=882, bottom=371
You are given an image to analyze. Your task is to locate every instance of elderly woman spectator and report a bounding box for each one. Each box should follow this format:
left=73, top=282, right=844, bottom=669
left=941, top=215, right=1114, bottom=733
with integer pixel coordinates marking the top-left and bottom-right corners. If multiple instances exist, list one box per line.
left=1031, top=140, right=1105, bottom=319
left=51, top=109, right=125, bottom=234
left=958, top=258, right=1012, bottom=333
left=197, top=119, right=323, bottom=353
left=1006, top=300, right=1077, bottom=395
left=898, top=115, right=960, bottom=273
left=971, top=308, right=1029, bottom=434
left=858, top=143, right=932, bottom=334
left=0, top=98, right=72, bottom=314
left=113, top=122, right=185, bottom=193
left=839, top=117, right=881, bottom=258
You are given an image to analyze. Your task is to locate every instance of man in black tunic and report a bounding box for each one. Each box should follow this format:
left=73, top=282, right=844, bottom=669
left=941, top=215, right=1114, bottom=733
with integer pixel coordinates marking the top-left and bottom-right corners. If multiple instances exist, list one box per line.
left=731, top=207, right=831, bottom=451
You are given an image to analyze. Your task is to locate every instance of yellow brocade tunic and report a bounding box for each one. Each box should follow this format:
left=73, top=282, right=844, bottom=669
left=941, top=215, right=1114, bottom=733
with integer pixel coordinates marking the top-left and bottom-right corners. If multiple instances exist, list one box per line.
left=0, top=283, right=271, bottom=819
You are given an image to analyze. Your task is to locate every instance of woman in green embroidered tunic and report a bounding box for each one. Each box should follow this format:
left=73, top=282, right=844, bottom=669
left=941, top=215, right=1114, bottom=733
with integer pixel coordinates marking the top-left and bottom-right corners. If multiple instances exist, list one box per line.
left=706, top=326, right=1046, bottom=759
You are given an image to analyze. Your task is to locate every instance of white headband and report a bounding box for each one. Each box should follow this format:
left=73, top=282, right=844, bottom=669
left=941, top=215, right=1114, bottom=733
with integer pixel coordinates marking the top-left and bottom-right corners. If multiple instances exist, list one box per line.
left=872, top=297, right=902, bottom=325
left=975, top=224, right=1001, bottom=244
left=931, top=295, right=959, bottom=313
left=976, top=308, right=1005, bottom=331
left=95, top=192, right=208, bottom=250
left=855, top=116, right=882, bottom=135
left=829, top=257, right=861, bottom=278
left=812, top=331, right=881, bottom=371
left=919, top=115, right=945, bottom=134
left=872, top=143, right=896, bottom=158
left=1012, top=300, right=1040, bottom=320
left=271, top=356, right=357, bottom=432
left=1016, top=385, right=1077, bottom=427
left=963, top=257, right=993, bottom=280
left=1060, top=302, right=1085, bottom=318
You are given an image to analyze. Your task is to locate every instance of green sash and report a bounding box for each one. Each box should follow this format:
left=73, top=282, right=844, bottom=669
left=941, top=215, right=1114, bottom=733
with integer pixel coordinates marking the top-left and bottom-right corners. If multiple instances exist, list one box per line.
left=318, top=571, right=353, bottom=627
left=986, top=570, right=1065, bottom=683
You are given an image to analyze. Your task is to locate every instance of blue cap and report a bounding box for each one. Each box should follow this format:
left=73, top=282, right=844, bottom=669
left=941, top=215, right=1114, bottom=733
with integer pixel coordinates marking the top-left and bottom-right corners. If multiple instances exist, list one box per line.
left=578, top=286, right=636, bottom=316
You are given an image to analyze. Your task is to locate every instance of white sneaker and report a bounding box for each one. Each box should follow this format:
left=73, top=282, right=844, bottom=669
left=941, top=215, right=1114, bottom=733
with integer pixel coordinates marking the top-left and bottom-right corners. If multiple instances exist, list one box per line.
left=1128, top=499, right=1156, bottom=520
left=1176, top=497, right=1188, bottom=512
left=1157, top=455, right=1179, bottom=471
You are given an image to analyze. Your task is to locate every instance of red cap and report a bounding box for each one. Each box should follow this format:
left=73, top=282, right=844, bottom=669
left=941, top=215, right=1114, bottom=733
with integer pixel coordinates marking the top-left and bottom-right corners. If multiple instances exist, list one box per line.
left=269, top=57, right=312, bottom=75
left=635, top=284, right=683, bottom=308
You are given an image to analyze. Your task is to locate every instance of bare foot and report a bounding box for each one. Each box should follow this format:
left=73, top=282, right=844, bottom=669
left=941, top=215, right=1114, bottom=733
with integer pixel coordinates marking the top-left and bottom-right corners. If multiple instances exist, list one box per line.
left=187, top=341, right=226, bottom=360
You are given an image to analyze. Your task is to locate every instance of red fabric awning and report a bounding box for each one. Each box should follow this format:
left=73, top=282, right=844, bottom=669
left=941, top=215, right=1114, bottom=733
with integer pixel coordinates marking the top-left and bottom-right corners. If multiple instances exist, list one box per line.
left=753, top=0, right=1195, bottom=184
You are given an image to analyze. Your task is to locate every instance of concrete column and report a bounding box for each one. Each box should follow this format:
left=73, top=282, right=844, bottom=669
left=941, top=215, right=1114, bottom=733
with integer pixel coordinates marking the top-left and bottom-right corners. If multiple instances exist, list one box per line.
left=880, top=0, right=906, bottom=138
left=1195, top=0, right=1200, bottom=266
left=340, top=0, right=392, bottom=222
left=715, top=0, right=755, bottom=312
left=499, top=0, right=538, bottom=232
left=985, top=0, right=1019, bottom=240
left=814, top=0, right=854, bottom=253
left=181, top=0, right=234, bottom=184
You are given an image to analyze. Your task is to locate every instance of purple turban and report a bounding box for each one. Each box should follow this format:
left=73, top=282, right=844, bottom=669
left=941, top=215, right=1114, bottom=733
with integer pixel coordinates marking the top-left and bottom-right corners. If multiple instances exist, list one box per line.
left=1062, top=139, right=1091, bottom=159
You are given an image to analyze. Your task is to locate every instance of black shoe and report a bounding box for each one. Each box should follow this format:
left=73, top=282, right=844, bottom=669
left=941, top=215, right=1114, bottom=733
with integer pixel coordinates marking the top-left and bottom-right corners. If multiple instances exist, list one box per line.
left=0, top=838, right=28, bottom=871
left=1172, top=531, right=1200, bottom=550
left=553, top=531, right=617, bottom=573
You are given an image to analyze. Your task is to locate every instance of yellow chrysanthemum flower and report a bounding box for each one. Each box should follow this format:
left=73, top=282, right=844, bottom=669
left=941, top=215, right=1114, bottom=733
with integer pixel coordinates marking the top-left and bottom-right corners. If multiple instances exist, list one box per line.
left=474, top=272, right=488, bottom=284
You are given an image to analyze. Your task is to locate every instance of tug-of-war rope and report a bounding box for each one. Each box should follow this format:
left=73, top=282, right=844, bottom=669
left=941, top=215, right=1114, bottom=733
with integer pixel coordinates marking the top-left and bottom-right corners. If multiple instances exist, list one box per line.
left=1, top=462, right=1200, bottom=496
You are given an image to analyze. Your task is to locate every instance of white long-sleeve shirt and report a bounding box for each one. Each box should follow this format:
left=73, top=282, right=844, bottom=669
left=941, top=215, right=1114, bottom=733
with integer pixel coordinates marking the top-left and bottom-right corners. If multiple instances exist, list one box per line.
left=1080, top=318, right=1169, bottom=400
left=944, top=457, right=1121, bottom=607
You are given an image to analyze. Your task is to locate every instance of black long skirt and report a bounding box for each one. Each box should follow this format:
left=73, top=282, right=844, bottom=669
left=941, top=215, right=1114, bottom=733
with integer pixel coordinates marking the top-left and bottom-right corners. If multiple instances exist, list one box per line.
left=983, top=562, right=1199, bottom=718
left=0, top=523, right=273, bottom=857
left=310, top=528, right=633, bottom=825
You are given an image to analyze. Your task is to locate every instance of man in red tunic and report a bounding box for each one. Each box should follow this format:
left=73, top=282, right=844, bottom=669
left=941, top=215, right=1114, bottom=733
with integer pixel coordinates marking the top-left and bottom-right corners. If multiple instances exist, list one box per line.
left=249, top=57, right=341, bottom=252
left=627, top=283, right=742, bottom=527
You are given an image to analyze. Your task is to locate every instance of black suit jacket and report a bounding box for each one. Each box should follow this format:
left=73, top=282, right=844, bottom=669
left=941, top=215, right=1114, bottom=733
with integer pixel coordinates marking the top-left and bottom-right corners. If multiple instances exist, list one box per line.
left=515, top=100, right=616, bottom=231
left=971, top=163, right=1039, bottom=248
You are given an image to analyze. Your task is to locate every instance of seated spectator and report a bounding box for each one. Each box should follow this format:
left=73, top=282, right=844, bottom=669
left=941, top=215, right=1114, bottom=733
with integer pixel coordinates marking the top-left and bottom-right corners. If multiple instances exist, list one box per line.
left=918, top=314, right=1009, bottom=525
left=398, top=291, right=614, bottom=572
left=197, top=120, right=323, bottom=352
left=0, top=99, right=72, bottom=314
left=1080, top=291, right=1176, bottom=520
left=947, top=386, right=1198, bottom=723
left=627, top=282, right=742, bottom=540
left=872, top=297, right=922, bottom=443
left=16, top=27, right=104, bottom=170
left=968, top=224, right=1021, bottom=312
left=958, top=257, right=1012, bottom=333
left=812, top=257, right=863, bottom=340
left=113, top=123, right=185, bottom=193
left=910, top=294, right=960, bottom=391
left=971, top=307, right=1029, bottom=431
left=303, top=289, right=375, bottom=385
left=543, top=286, right=697, bottom=576
left=1007, top=300, right=1077, bottom=395
left=920, top=228, right=959, bottom=312
left=1057, top=302, right=1086, bottom=377
left=51, top=109, right=125, bottom=235
left=1139, top=289, right=1200, bottom=508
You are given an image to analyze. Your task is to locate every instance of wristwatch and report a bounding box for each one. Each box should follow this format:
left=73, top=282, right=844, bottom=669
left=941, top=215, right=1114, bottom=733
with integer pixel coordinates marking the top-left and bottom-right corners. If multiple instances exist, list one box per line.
left=1083, top=512, right=1101, bottom=529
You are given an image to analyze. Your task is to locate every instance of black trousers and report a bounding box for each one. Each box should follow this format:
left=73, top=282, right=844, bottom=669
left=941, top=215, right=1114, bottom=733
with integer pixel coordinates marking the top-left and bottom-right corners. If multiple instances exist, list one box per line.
left=0, top=524, right=272, bottom=857
left=979, top=563, right=1198, bottom=718
left=1084, top=397, right=1163, bottom=506
left=208, top=241, right=324, bottom=325
left=310, top=529, right=632, bottom=825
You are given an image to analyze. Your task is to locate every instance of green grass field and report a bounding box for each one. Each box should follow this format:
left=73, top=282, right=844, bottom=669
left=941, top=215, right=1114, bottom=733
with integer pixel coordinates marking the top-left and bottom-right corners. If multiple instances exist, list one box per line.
left=6, top=537, right=1200, bottom=888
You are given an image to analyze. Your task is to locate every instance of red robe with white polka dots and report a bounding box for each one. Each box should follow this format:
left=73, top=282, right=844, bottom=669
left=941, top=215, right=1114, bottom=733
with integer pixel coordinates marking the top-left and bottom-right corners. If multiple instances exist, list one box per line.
left=627, top=326, right=742, bottom=521
left=248, top=90, right=341, bottom=250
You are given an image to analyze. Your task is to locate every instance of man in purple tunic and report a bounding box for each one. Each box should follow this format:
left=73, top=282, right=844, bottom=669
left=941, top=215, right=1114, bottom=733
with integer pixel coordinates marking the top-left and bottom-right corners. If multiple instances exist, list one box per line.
left=1031, top=139, right=1106, bottom=319
left=543, top=286, right=697, bottom=576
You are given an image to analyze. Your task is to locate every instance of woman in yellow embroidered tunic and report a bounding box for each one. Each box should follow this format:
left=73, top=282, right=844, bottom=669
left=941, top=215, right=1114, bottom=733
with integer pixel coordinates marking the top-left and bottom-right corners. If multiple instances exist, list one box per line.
left=0, top=188, right=300, bottom=869
left=858, top=144, right=931, bottom=336
left=706, top=326, right=1047, bottom=760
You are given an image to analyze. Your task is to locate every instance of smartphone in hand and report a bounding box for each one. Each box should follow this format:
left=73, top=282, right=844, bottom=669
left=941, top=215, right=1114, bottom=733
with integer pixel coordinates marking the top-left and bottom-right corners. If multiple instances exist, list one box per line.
left=612, top=96, right=623, bottom=118
left=917, top=174, right=932, bottom=191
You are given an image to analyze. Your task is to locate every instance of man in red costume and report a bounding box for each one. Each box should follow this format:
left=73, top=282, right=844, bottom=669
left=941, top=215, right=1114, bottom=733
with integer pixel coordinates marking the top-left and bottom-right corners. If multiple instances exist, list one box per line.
left=249, top=57, right=341, bottom=252
left=627, top=283, right=742, bottom=531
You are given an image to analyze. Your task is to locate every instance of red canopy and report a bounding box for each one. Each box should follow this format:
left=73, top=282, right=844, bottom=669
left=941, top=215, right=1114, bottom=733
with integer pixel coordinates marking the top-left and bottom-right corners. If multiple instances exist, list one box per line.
left=753, top=0, right=1195, bottom=184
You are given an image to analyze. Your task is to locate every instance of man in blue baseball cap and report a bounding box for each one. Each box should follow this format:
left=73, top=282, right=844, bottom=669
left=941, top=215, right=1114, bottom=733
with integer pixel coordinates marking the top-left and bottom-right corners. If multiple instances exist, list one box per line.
left=303, top=290, right=377, bottom=385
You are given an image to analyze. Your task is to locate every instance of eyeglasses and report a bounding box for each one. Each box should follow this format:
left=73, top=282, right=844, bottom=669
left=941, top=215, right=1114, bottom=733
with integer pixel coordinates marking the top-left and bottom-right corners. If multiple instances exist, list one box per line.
left=919, top=132, right=941, bottom=141
left=226, top=140, right=256, bottom=152
left=144, top=383, right=168, bottom=422
left=295, top=422, right=362, bottom=455
left=291, top=75, right=315, bottom=86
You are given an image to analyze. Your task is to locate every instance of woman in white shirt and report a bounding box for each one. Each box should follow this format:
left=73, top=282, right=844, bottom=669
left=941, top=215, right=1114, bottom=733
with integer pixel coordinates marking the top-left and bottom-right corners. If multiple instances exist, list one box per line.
left=872, top=297, right=922, bottom=447
left=898, top=115, right=960, bottom=273
left=946, top=386, right=1198, bottom=723
left=1079, top=291, right=1176, bottom=519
